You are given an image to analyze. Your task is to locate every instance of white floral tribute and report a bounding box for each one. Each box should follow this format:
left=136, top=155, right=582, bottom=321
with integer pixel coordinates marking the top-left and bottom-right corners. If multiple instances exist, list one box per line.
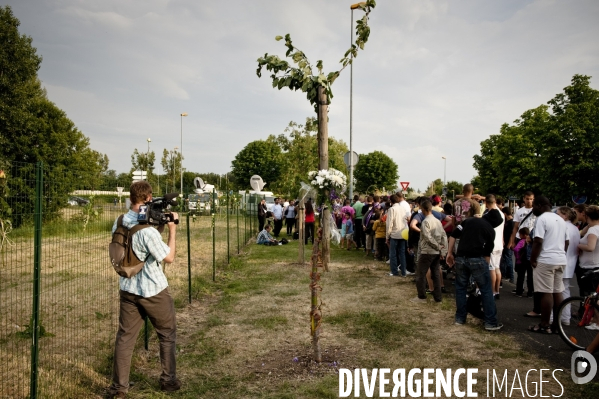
left=308, top=168, right=347, bottom=191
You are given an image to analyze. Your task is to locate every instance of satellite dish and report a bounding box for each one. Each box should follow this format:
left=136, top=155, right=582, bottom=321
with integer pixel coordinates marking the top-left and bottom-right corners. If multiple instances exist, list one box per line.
left=250, top=175, right=267, bottom=191
left=194, top=177, right=206, bottom=190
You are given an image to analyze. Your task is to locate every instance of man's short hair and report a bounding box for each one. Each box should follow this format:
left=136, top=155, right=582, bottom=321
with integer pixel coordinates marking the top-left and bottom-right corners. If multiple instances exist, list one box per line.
left=397, top=191, right=405, bottom=199
left=523, top=191, right=534, bottom=198
left=502, top=206, right=512, bottom=216
left=354, top=194, right=359, bottom=201
left=130, top=181, right=152, bottom=205
left=367, top=196, right=373, bottom=202
left=462, top=184, right=474, bottom=194
left=420, top=199, right=432, bottom=212
left=373, top=195, right=380, bottom=202
left=485, top=194, right=496, bottom=205
left=390, top=194, right=399, bottom=204
left=265, top=225, right=272, bottom=230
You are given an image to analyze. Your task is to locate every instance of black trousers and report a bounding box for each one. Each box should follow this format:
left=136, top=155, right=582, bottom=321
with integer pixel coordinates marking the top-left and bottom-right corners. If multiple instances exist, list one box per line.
left=305, top=222, right=315, bottom=244
left=273, top=219, right=283, bottom=237
left=285, top=218, right=295, bottom=235
left=258, top=216, right=265, bottom=232
left=354, top=219, right=364, bottom=248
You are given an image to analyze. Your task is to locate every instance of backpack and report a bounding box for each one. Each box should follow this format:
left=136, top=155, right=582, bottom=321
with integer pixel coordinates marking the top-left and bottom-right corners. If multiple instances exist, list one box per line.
left=109, top=215, right=153, bottom=278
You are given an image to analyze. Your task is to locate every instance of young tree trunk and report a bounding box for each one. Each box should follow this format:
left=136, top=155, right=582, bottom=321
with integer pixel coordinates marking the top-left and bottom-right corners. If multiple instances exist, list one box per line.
left=317, top=85, right=330, bottom=271
left=310, top=227, right=323, bottom=362
left=298, top=199, right=305, bottom=265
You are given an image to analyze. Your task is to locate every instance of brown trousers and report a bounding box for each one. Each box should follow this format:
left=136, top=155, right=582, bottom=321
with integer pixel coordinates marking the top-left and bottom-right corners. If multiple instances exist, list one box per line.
left=416, top=253, right=442, bottom=302
left=109, top=288, right=177, bottom=394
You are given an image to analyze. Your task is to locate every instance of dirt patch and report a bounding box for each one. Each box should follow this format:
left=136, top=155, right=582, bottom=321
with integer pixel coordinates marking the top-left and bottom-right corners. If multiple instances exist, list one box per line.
left=251, top=344, right=361, bottom=381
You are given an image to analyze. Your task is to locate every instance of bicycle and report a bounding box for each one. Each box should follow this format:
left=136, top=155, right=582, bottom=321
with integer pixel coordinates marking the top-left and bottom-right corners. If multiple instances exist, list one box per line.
left=556, top=268, right=599, bottom=350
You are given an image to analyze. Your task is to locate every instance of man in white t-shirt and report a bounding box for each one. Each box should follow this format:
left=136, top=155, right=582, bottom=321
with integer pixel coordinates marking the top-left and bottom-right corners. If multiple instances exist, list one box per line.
left=485, top=194, right=505, bottom=299
left=528, top=195, right=569, bottom=334
left=508, top=191, right=536, bottom=249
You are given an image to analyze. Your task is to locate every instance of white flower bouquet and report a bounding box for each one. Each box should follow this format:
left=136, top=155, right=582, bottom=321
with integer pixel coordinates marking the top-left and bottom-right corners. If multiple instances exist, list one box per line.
left=308, top=168, right=347, bottom=191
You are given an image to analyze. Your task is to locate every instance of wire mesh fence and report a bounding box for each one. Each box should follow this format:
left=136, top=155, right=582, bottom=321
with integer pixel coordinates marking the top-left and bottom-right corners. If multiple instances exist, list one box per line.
left=0, top=162, right=256, bottom=398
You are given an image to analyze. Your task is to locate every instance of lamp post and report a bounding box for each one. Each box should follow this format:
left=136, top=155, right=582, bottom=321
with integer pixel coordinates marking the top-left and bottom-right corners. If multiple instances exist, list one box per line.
left=349, top=2, right=366, bottom=199
left=146, top=138, right=151, bottom=182
left=180, top=113, right=188, bottom=196
left=442, top=156, right=446, bottom=199
left=173, top=146, right=178, bottom=193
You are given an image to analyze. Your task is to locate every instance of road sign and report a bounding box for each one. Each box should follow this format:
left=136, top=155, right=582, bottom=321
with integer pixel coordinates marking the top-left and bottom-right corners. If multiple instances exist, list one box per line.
left=132, top=170, right=147, bottom=182
left=343, top=151, right=359, bottom=169
left=572, top=195, right=587, bottom=205
left=400, top=182, right=410, bottom=191
left=442, top=186, right=447, bottom=195
left=508, top=196, right=518, bottom=201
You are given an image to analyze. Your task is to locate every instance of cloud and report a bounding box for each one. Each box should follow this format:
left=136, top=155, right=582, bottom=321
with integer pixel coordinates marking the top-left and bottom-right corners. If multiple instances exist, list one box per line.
left=6, top=0, right=599, bottom=191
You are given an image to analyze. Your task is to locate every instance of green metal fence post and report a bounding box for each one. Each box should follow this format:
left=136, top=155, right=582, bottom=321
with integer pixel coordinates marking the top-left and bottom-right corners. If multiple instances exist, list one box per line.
left=30, top=161, right=43, bottom=399
left=212, top=188, right=216, bottom=282
left=187, top=212, right=192, bottom=304
left=237, top=204, right=240, bottom=254
left=226, top=182, right=230, bottom=264
left=244, top=201, right=247, bottom=244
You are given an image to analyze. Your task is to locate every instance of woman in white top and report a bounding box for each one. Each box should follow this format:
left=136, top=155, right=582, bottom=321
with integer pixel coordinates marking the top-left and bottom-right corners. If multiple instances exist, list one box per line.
left=556, top=207, right=580, bottom=325
left=577, top=205, right=599, bottom=330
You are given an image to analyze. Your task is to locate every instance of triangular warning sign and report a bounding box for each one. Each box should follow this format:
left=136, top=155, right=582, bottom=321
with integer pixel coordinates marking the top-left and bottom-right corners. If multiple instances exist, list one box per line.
left=400, top=182, right=410, bottom=191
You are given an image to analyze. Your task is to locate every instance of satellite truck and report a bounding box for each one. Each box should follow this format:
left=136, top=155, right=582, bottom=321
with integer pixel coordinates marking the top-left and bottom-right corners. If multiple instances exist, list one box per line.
left=188, top=177, right=217, bottom=213
left=239, top=175, right=275, bottom=214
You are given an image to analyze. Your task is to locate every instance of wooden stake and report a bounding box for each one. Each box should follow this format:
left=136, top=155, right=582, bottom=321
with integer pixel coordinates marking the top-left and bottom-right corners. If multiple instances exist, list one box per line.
left=317, top=86, right=330, bottom=271
left=310, top=227, right=323, bottom=362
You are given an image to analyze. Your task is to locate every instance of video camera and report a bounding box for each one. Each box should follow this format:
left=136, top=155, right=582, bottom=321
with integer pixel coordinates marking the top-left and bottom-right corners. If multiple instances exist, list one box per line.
left=137, top=193, right=180, bottom=226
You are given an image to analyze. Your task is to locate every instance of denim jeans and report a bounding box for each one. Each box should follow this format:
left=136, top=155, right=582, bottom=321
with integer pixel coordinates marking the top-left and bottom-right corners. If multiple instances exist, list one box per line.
left=454, top=257, right=498, bottom=327
left=389, top=238, right=407, bottom=276
left=499, top=248, right=514, bottom=281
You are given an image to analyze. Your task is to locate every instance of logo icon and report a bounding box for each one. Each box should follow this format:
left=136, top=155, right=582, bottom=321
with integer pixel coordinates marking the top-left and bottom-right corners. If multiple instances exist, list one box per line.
left=571, top=351, right=597, bottom=384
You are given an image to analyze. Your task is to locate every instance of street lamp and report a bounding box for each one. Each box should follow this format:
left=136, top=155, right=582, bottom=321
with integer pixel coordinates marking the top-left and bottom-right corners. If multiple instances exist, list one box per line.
left=173, top=146, right=178, bottom=193
left=180, top=113, right=188, bottom=197
left=442, top=156, right=446, bottom=199
left=147, top=138, right=151, bottom=182
left=349, top=2, right=366, bottom=199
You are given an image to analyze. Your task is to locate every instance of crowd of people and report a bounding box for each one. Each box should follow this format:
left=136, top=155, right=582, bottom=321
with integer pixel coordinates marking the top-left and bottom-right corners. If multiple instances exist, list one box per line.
left=255, top=185, right=599, bottom=350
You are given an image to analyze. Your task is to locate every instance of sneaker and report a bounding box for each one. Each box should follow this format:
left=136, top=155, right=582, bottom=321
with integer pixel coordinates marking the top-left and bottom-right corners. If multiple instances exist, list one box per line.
left=388, top=273, right=399, bottom=277
left=425, top=289, right=433, bottom=295
left=499, top=283, right=503, bottom=289
left=160, top=378, right=182, bottom=392
left=410, top=297, right=427, bottom=303
left=585, top=323, right=599, bottom=331
left=405, top=271, right=415, bottom=276
left=454, top=321, right=465, bottom=326
left=386, top=259, right=390, bottom=264
left=485, top=323, right=504, bottom=331
left=511, top=289, right=517, bottom=294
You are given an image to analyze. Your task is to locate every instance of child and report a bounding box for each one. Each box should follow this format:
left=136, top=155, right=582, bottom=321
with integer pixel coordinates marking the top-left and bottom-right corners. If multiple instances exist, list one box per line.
left=373, top=209, right=388, bottom=261
left=342, top=212, right=356, bottom=250
left=513, top=227, right=531, bottom=297
left=340, top=212, right=348, bottom=248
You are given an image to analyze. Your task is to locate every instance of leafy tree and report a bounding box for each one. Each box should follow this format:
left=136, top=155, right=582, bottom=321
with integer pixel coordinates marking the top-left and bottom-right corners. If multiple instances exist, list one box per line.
left=269, top=117, right=348, bottom=197
left=1, top=6, right=108, bottom=225
left=473, top=75, right=598, bottom=204
left=160, top=149, right=182, bottom=194
left=354, top=150, right=398, bottom=193
left=231, top=140, right=282, bottom=191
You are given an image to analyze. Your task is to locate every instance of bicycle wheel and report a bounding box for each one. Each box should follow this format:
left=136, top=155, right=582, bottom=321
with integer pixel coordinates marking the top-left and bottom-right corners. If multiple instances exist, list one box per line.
left=556, top=296, right=597, bottom=350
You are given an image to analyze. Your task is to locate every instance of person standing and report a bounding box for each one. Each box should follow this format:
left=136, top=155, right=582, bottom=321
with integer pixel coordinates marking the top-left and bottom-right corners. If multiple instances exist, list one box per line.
left=527, top=196, right=569, bottom=334
left=500, top=207, right=515, bottom=283
left=352, top=195, right=365, bottom=249
left=109, top=181, right=180, bottom=398
left=304, top=200, right=315, bottom=245
left=556, top=206, right=580, bottom=326
left=284, top=200, right=296, bottom=235
left=484, top=195, right=505, bottom=299
left=412, top=199, right=447, bottom=303
left=257, top=198, right=267, bottom=233
left=272, top=197, right=283, bottom=237
left=386, top=194, right=409, bottom=277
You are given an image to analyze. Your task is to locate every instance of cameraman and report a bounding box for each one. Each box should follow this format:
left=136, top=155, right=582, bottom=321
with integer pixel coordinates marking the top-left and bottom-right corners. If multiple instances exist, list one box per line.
left=109, top=181, right=180, bottom=398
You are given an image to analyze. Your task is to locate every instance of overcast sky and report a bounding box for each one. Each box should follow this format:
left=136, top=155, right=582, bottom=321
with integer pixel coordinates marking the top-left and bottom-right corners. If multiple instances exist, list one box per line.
left=7, top=0, right=599, bottom=192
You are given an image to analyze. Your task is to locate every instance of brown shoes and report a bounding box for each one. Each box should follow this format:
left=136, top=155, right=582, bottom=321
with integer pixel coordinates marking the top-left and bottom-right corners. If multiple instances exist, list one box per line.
left=160, top=378, right=182, bottom=392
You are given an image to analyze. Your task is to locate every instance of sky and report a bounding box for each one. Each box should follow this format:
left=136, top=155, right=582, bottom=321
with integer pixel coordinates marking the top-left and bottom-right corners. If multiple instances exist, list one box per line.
left=6, top=0, right=599, bottom=192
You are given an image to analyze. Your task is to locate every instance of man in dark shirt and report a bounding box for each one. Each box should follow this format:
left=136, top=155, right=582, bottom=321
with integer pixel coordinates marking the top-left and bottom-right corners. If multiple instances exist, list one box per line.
left=501, top=207, right=515, bottom=283
left=446, top=209, right=504, bottom=331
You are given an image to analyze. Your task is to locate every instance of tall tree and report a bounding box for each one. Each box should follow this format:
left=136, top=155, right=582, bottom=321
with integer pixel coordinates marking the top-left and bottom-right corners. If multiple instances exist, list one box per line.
left=353, top=150, right=398, bottom=193
left=231, top=140, right=282, bottom=191
left=160, top=149, right=182, bottom=194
